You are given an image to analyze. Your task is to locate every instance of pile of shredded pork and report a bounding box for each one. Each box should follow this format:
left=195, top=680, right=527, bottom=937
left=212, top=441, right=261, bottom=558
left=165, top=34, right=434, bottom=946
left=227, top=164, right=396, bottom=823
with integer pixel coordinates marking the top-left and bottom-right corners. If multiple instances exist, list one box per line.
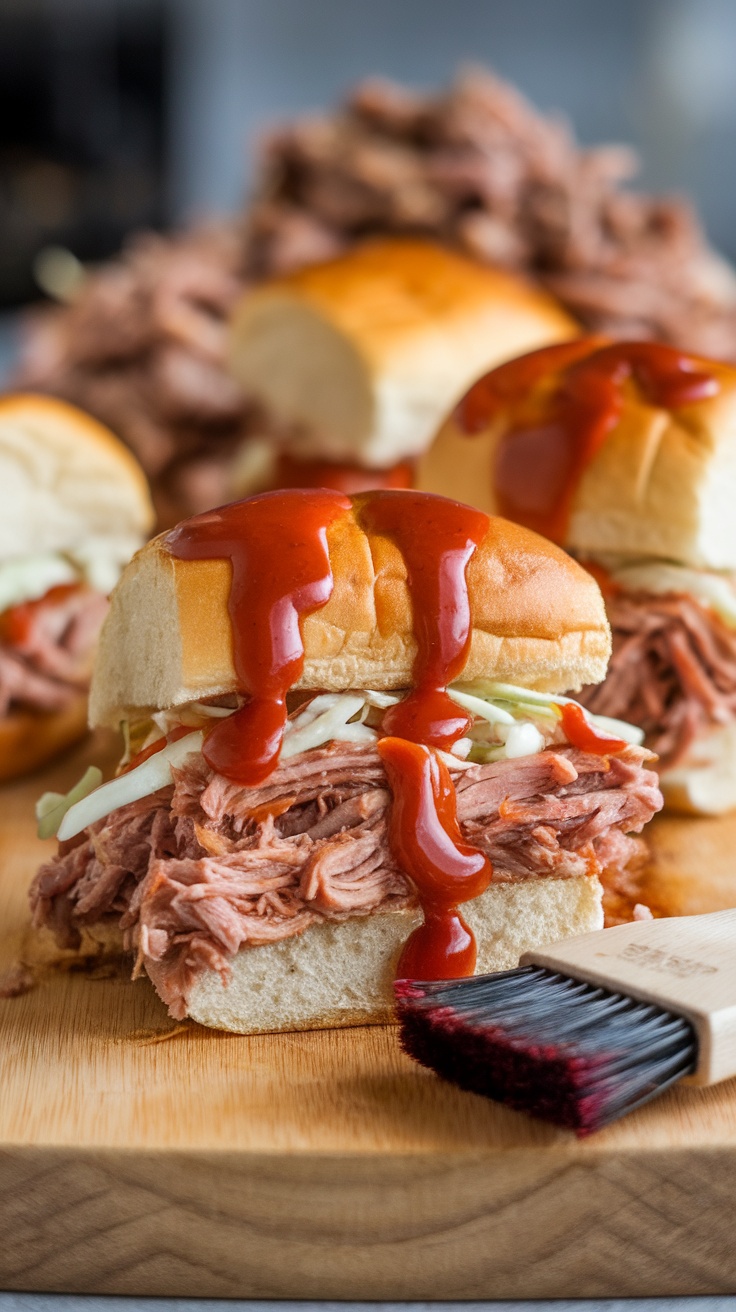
left=245, top=70, right=736, bottom=351
left=0, top=587, right=108, bottom=718
left=578, top=592, right=736, bottom=770
left=15, top=69, right=736, bottom=522
left=16, top=227, right=253, bottom=527
left=31, top=738, right=661, bottom=1018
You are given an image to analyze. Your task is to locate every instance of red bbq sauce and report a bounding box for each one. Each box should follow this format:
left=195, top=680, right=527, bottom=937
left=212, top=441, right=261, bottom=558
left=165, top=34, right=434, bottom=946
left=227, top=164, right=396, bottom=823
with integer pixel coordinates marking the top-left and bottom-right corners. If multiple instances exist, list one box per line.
left=379, top=737, right=492, bottom=978
left=455, top=337, right=605, bottom=436
left=358, top=490, right=492, bottom=978
left=560, top=702, right=627, bottom=755
left=166, top=489, right=351, bottom=785
left=455, top=339, right=720, bottom=543
left=357, top=490, right=489, bottom=750
left=121, top=724, right=193, bottom=774
left=0, top=583, right=80, bottom=645
left=273, top=452, right=415, bottom=494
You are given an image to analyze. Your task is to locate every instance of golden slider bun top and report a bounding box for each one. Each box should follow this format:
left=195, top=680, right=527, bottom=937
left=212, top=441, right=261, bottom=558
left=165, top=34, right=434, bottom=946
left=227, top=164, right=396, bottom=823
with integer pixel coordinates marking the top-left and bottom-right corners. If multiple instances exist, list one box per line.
left=228, top=238, right=578, bottom=471
left=90, top=492, right=610, bottom=727
left=0, top=393, right=154, bottom=561
left=419, top=344, right=736, bottom=571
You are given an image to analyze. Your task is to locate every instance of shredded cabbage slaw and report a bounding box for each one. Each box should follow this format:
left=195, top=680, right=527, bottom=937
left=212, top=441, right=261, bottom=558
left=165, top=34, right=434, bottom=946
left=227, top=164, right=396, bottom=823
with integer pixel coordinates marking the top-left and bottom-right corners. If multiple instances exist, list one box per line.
left=44, top=682, right=641, bottom=843
left=0, top=539, right=142, bottom=613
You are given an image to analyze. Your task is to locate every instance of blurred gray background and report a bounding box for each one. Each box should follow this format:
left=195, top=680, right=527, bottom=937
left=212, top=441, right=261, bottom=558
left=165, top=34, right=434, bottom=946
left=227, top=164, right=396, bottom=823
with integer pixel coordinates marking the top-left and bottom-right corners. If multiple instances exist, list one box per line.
left=167, top=0, right=736, bottom=249
left=1, top=0, right=736, bottom=340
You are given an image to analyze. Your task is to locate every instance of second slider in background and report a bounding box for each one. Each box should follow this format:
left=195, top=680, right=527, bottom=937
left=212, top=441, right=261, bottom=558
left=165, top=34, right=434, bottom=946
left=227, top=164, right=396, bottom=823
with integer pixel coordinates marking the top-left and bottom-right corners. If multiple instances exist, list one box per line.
left=420, top=337, right=736, bottom=816
left=0, top=393, right=153, bottom=781
left=227, top=237, right=577, bottom=496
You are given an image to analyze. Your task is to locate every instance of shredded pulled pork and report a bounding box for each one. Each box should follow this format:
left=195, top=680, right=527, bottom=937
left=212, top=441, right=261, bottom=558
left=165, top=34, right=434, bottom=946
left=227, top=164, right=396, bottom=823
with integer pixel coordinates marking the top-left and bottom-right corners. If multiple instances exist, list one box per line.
left=15, top=70, right=736, bottom=524
left=0, top=587, right=108, bottom=716
left=15, top=227, right=254, bottom=527
left=30, top=740, right=661, bottom=1019
left=246, top=69, right=736, bottom=358
left=578, top=591, right=736, bottom=770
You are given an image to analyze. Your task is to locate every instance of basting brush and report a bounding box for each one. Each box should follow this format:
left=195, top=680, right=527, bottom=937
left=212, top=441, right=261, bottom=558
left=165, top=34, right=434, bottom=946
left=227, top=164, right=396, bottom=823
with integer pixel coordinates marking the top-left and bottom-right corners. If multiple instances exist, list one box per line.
left=395, top=909, right=736, bottom=1135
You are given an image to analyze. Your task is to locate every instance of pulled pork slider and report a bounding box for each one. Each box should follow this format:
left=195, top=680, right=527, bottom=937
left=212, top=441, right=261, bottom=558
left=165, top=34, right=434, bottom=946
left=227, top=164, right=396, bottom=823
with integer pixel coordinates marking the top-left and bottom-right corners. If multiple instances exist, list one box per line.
left=228, top=238, right=578, bottom=494
left=30, top=489, right=661, bottom=1033
left=422, top=338, right=736, bottom=813
left=0, top=394, right=153, bottom=780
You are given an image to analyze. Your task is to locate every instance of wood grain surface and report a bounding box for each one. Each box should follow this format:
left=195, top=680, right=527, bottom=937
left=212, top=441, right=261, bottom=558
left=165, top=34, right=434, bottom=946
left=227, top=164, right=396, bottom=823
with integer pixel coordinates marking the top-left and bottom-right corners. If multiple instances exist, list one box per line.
left=3, top=736, right=736, bottom=1299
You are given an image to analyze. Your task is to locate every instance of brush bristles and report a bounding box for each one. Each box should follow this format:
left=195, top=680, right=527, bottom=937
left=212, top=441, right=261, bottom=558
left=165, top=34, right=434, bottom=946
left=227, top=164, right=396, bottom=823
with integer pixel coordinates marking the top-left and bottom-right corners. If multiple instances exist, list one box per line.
left=396, top=967, right=697, bottom=1135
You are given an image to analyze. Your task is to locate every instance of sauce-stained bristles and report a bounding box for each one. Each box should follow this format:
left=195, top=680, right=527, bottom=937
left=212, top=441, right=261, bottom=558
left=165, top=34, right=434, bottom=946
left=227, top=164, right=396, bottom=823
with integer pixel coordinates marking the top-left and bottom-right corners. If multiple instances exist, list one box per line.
left=395, top=968, right=697, bottom=1135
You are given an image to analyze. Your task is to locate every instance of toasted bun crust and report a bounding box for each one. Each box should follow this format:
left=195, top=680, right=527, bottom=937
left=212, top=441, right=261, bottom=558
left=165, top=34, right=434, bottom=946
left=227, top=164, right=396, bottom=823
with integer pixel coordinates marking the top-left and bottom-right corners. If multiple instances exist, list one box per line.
left=89, top=497, right=610, bottom=726
left=178, top=874, right=603, bottom=1033
left=229, top=239, right=578, bottom=471
left=420, top=353, right=736, bottom=570
left=0, top=695, right=88, bottom=782
left=0, top=393, right=153, bottom=561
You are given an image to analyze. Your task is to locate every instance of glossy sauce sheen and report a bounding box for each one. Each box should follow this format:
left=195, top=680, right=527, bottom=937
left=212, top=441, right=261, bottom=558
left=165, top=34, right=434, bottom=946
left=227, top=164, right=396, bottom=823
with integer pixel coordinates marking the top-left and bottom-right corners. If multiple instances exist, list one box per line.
left=166, top=489, right=350, bottom=785
left=274, top=453, right=415, bottom=494
left=378, top=737, right=492, bottom=979
left=357, top=490, right=489, bottom=750
left=456, top=339, right=720, bottom=542
left=0, top=583, right=80, bottom=644
left=358, top=490, right=492, bottom=978
left=560, top=702, right=627, bottom=755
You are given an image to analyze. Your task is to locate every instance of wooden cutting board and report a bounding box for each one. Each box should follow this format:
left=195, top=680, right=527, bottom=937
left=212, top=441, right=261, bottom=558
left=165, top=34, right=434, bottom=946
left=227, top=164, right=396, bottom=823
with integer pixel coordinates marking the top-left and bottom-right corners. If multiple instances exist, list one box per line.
left=3, top=737, right=736, bottom=1300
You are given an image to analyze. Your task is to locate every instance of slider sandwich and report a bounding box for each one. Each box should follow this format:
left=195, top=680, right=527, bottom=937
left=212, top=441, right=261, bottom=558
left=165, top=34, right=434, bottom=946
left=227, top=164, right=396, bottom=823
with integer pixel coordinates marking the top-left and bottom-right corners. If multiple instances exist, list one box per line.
left=31, top=489, right=661, bottom=1033
left=422, top=338, right=736, bottom=813
left=228, top=238, right=577, bottom=494
left=0, top=394, right=153, bottom=780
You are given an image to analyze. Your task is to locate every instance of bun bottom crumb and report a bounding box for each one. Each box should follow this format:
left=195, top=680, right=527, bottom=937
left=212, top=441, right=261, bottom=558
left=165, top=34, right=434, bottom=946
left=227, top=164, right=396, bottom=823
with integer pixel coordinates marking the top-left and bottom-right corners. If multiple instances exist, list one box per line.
left=0, top=696, right=89, bottom=783
left=179, top=873, right=604, bottom=1034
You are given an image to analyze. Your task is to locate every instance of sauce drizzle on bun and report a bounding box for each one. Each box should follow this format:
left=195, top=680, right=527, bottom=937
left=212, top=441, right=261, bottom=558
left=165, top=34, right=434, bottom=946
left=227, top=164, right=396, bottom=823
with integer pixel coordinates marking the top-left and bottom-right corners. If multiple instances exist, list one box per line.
left=456, top=340, right=720, bottom=542
left=167, top=489, right=351, bottom=784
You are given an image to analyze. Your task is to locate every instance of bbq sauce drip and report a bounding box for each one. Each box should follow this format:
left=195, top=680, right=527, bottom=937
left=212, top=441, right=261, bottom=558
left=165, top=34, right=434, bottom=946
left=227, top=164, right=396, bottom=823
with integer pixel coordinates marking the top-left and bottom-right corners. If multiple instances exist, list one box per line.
left=273, top=453, right=415, bottom=494
left=358, top=490, right=492, bottom=979
left=560, top=702, right=627, bottom=755
left=357, top=490, right=489, bottom=750
left=166, top=489, right=350, bottom=785
left=378, top=737, right=492, bottom=979
left=456, top=339, right=720, bottom=543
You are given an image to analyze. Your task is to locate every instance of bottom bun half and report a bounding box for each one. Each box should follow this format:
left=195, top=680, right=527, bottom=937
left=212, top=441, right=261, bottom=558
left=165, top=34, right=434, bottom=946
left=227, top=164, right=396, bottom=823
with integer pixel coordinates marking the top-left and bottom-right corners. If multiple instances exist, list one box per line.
left=171, top=873, right=604, bottom=1035
left=0, top=696, right=89, bottom=783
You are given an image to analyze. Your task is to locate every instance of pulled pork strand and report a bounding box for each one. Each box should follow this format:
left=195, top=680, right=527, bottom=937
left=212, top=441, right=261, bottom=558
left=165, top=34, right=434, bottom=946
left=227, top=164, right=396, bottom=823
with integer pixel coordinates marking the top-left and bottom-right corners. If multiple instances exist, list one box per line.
left=0, top=587, right=108, bottom=716
left=578, top=591, right=736, bottom=769
left=30, top=740, right=662, bottom=1019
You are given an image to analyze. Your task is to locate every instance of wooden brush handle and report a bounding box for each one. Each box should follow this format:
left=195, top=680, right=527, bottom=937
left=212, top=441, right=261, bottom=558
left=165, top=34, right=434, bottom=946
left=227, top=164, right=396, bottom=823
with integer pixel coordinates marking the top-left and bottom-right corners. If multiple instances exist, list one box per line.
left=522, top=910, right=736, bottom=1086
